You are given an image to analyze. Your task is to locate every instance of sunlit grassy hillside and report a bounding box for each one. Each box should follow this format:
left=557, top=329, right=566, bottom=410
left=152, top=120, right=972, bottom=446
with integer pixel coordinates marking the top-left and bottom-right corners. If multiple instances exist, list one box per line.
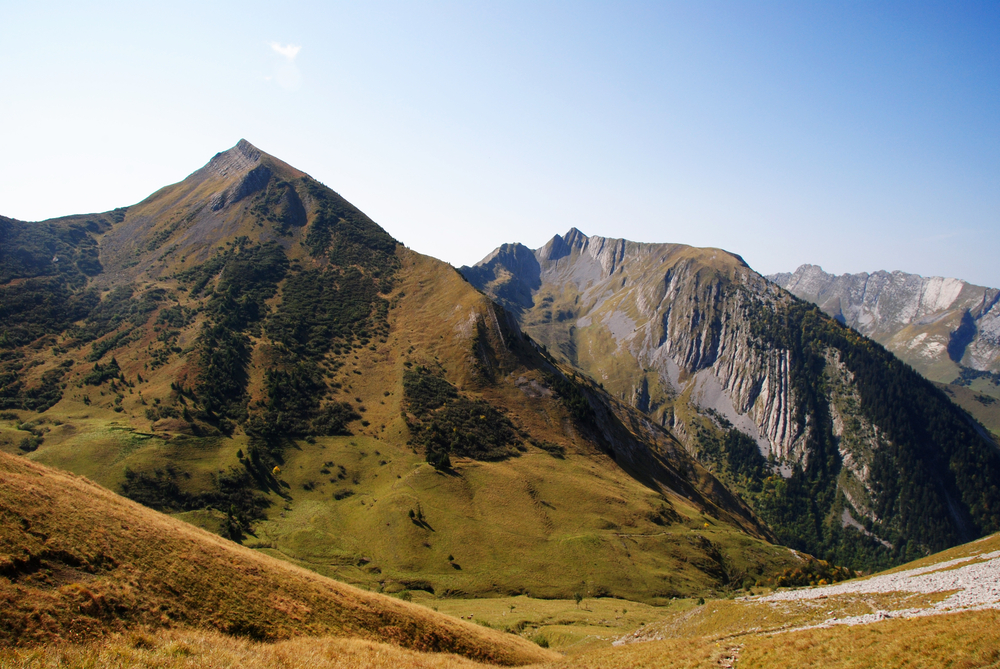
left=0, top=249, right=803, bottom=603
left=0, top=450, right=556, bottom=665
left=3, top=488, right=998, bottom=669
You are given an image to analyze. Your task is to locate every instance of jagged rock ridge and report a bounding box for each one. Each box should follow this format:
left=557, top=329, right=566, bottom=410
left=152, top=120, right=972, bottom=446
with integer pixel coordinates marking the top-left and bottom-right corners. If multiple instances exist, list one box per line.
left=462, top=229, right=1000, bottom=570
left=768, top=264, right=1000, bottom=384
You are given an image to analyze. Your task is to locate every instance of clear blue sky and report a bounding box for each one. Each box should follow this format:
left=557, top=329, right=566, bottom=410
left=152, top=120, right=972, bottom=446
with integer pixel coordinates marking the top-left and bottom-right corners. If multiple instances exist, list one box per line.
left=2, top=1, right=998, bottom=286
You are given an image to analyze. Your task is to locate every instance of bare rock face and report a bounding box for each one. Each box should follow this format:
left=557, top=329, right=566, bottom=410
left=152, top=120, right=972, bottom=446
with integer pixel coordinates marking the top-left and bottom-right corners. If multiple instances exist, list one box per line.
left=769, top=265, right=1000, bottom=383
left=464, top=229, right=805, bottom=459
left=462, top=229, right=1000, bottom=568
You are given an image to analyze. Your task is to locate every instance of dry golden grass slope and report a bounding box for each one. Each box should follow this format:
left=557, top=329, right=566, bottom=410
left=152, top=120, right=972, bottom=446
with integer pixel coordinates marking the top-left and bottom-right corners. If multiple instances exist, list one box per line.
left=4, top=530, right=1000, bottom=668
left=0, top=450, right=556, bottom=665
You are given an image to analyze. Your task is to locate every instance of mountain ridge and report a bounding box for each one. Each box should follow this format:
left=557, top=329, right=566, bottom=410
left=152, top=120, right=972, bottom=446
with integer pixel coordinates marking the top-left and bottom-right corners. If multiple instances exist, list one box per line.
left=462, top=228, right=1000, bottom=571
left=768, top=263, right=1000, bottom=380
left=769, top=264, right=1000, bottom=433
left=0, top=141, right=802, bottom=605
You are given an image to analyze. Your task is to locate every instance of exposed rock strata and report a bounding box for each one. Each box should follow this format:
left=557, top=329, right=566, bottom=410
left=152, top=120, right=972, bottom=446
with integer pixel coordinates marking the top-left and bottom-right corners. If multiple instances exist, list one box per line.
left=462, top=229, right=1000, bottom=564
left=769, top=264, right=1000, bottom=382
left=464, top=230, right=809, bottom=461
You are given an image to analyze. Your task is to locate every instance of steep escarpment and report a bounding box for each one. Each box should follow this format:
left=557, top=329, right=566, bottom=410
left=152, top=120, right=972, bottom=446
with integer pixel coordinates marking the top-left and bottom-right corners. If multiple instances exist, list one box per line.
left=463, top=229, right=1000, bottom=570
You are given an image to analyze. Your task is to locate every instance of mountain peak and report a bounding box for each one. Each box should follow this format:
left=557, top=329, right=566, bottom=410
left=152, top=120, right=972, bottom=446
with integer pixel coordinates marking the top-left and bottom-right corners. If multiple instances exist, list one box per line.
left=562, top=227, right=588, bottom=246
left=207, top=139, right=263, bottom=178
left=539, top=228, right=589, bottom=262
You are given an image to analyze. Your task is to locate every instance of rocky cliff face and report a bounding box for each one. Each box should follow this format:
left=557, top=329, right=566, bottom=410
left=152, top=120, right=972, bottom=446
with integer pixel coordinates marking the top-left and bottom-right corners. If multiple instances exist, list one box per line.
left=462, top=229, right=1000, bottom=569
left=769, top=265, right=1000, bottom=384
left=464, top=230, right=808, bottom=460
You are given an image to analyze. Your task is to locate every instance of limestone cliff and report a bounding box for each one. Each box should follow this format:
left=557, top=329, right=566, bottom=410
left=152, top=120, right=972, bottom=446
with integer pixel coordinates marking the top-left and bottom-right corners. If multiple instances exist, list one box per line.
left=462, top=229, right=1000, bottom=569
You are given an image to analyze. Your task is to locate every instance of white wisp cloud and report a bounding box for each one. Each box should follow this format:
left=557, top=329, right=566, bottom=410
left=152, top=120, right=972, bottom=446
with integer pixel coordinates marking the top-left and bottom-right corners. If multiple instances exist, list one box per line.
left=270, top=42, right=301, bottom=61
left=267, top=42, right=303, bottom=90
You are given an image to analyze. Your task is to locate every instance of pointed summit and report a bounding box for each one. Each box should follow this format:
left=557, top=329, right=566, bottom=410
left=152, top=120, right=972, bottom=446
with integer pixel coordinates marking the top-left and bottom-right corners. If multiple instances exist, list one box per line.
left=562, top=227, right=589, bottom=249
left=206, top=139, right=263, bottom=178
left=539, top=228, right=586, bottom=262
left=97, top=140, right=324, bottom=274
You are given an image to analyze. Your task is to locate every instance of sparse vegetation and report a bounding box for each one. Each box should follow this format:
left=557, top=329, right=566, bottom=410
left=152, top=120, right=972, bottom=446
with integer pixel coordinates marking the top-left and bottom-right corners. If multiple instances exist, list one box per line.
left=403, top=368, right=524, bottom=467
left=120, top=464, right=269, bottom=542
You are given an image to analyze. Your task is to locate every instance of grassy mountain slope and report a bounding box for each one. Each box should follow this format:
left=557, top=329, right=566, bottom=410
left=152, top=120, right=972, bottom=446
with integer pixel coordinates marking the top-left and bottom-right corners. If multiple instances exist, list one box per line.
left=0, top=141, right=805, bottom=603
left=461, top=230, right=1000, bottom=572
left=0, top=450, right=555, bottom=664
left=4, top=464, right=999, bottom=669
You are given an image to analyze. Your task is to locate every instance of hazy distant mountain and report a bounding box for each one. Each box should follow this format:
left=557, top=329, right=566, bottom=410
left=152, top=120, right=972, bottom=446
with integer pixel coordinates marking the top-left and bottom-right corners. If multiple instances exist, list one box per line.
left=462, top=229, right=1000, bottom=570
left=768, top=265, right=1000, bottom=383
left=769, top=265, right=1000, bottom=433
left=0, top=141, right=804, bottom=602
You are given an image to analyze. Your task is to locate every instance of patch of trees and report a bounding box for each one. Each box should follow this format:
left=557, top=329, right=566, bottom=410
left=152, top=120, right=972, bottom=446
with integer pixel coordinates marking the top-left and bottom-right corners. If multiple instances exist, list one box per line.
left=156, top=305, right=195, bottom=329
left=266, top=179, right=398, bottom=359
left=312, top=402, right=361, bottom=436
left=763, top=558, right=856, bottom=588
left=87, top=328, right=142, bottom=362
left=232, top=188, right=401, bottom=456
left=300, top=177, right=399, bottom=268
left=178, top=240, right=289, bottom=423
left=120, top=464, right=269, bottom=542
left=82, top=358, right=122, bottom=386
left=0, top=215, right=118, bottom=349
left=0, top=362, right=68, bottom=413
left=695, top=423, right=768, bottom=491
left=0, top=278, right=99, bottom=348
left=544, top=371, right=596, bottom=425
left=204, top=241, right=289, bottom=330
left=71, top=286, right=166, bottom=354
left=402, top=368, right=457, bottom=415
left=266, top=267, right=390, bottom=357
left=0, top=215, right=109, bottom=285
left=247, top=362, right=345, bottom=443
left=531, top=440, right=566, bottom=458
left=955, top=365, right=1000, bottom=387
left=403, top=368, right=524, bottom=469
left=249, top=179, right=307, bottom=235
left=193, top=323, right=251, bottom=423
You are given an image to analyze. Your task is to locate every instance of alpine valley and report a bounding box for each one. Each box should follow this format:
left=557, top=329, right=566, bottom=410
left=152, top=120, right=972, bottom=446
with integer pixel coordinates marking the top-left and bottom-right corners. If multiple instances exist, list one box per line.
left=3, top=141, right=1000, bottom=667
left=0, top=141, right=799, bottom=606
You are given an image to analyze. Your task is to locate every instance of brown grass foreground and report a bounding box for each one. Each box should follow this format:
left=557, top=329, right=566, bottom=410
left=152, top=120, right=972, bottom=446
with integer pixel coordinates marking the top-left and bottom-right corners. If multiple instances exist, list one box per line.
left=737, top=609, right=1000, bottom=669
left=0, top=451, right=556, bottom=665
left=5, top=448, right=1000, bottom=669
left=4, top=612, right=1000, bottom=669
left=0, top=629, right=495, bottom=669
